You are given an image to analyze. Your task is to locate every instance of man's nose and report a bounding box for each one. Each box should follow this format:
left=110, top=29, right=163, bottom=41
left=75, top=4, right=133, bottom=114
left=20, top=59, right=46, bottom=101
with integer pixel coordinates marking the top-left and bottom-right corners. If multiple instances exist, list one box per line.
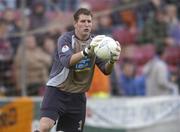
left=85, top=21, right=89, bottom=26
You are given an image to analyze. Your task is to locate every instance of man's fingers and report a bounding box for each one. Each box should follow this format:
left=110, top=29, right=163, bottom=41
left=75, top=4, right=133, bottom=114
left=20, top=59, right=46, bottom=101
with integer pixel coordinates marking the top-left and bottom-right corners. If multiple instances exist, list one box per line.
left=111, top=55, right=119, bottom=62
left=111, top=50, right=120, bottom=56
left=91, top=37, right=105, bottom=47
left=115, top=41, right=121, bottom=50
left=93, top=38, right=103, bottom=43
left=116, top=41, right=120, bottom=45
left=93, top=37, right=105, bottom=42
left=92, top=35, right=106, bottom=42
left=116, top=46, right=121, bottom=52
left=95, top=35, right=106, bottom=39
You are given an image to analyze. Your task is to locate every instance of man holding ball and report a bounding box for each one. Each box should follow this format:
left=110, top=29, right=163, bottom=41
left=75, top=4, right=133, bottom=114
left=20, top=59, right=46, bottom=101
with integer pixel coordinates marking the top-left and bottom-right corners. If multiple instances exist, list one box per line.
left=39, top=8, right=121, bottom=132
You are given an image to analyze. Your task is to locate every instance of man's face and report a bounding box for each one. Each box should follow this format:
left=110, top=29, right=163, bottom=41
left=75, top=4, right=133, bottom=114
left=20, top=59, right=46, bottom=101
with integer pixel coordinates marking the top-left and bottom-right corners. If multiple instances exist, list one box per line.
left=74, top=14, right=92, bottom=38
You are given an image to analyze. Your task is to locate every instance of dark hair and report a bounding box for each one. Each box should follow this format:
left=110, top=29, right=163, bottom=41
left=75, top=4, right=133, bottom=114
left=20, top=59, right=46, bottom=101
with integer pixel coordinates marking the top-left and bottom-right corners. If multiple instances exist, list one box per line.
left=73, top=8, right=93, bottom=22
left=121, top=58, right=134, bottom=69
left=121, top=58, right=136, bottom=77
left=155, top=45, right=165, bottom=56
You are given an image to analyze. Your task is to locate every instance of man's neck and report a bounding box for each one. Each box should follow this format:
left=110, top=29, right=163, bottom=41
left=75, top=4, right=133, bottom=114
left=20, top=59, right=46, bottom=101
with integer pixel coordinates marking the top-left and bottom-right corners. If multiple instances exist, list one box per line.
left=75, top=31, right=89, bottom=41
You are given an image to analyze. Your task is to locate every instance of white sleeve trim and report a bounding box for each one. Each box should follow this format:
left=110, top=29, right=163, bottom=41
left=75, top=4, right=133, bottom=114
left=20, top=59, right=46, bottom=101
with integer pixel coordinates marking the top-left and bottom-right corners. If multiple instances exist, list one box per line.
left=46, top=67, right=69, bottom=86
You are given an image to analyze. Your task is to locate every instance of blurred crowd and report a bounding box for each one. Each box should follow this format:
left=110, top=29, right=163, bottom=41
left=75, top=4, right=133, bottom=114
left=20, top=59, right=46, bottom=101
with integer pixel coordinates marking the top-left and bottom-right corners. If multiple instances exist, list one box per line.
left=0, top=0, right=179, bottom=97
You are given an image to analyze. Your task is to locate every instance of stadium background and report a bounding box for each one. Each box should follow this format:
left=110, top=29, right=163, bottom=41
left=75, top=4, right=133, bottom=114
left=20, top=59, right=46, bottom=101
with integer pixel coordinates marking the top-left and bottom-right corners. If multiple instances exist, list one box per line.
left=0, top=0, right=180, bottom=132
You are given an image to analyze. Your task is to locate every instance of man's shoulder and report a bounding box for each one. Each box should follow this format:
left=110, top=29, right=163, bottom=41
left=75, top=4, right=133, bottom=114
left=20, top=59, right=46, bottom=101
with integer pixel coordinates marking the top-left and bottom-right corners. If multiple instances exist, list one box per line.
left=63, top=31, right=74, bottom=37
left=58, top=31, right=74, bottom=43
left=152, top=58, right=166, bottom=70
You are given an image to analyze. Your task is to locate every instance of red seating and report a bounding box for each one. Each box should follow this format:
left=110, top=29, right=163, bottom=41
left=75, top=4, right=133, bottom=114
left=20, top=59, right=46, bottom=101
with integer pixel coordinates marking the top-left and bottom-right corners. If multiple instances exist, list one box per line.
left=164, top=47, right=180, bottom=65
left=168, top=64, right=178, bottom=73
left=84, top=0, right=116, bottom=11
left=112, top=28, right=138, bottom=45
left=122, top=44, right=155, bottom=65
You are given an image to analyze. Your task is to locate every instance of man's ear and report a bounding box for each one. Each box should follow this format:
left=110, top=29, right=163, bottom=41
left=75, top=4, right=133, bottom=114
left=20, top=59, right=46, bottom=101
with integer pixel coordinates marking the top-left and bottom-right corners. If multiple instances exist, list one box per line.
left=73, top=21, right=77, bottom=28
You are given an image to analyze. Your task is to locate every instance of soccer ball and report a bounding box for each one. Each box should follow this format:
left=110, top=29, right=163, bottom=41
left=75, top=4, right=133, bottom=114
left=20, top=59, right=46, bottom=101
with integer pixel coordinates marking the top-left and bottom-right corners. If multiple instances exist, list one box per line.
left=94, top=36, right=118, bottom=60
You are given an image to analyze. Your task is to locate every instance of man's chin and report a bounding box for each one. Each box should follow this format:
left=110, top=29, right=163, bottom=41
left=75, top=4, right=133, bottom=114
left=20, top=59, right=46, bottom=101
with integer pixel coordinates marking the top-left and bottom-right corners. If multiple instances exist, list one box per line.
left=83, top=31, right=91, bottom=35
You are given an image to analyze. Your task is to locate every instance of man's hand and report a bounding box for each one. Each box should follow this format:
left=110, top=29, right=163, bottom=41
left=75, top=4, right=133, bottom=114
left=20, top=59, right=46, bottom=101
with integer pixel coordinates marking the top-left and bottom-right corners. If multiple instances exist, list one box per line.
left=109, top=41, right=121, bottom=64
left=90, top=35, right=106, bottom=48
left=82, top=35, right=106, bottom=57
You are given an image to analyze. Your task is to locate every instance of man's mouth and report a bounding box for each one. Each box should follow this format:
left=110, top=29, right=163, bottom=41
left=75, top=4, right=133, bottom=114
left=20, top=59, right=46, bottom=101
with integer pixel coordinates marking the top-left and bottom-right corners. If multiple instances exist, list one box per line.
left=84, top=29, right=89, bottom=32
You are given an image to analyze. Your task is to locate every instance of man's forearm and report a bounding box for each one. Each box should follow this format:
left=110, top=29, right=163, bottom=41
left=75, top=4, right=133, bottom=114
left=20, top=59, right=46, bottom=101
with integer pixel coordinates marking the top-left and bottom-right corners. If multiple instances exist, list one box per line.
left=69, top=52, right=84, bottom=67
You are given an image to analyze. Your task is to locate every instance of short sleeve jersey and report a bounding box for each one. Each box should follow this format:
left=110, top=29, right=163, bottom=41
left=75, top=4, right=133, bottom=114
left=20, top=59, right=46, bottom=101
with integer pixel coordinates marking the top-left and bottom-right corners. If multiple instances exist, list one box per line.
left=46, top=31, right=107, bottom=93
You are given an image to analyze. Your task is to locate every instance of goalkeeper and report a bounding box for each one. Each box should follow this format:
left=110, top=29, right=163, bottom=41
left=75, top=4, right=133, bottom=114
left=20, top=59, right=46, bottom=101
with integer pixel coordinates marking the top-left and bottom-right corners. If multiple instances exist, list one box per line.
left=40, top=8, right=121, bottom=132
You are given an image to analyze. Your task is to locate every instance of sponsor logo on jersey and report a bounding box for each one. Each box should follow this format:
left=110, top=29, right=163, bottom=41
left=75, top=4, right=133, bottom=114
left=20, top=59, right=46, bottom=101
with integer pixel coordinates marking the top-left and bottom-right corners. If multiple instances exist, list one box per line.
left=75, top=57, right=91, bottom=71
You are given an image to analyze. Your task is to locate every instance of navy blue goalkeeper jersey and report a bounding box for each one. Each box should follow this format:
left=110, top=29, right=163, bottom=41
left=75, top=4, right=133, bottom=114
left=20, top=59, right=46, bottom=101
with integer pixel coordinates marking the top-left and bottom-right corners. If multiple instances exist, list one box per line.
left=46, top=31, right=107, bottom=93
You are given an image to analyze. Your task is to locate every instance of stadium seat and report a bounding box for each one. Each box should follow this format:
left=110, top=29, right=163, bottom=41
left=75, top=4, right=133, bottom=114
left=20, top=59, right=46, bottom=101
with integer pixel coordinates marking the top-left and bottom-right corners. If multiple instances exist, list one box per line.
left=168, top=64, right=178, bottom=73
left=112, top=27, right=138, bottom=45
left=122, top=44, right=155, bottom=65
left=84, top=0, right=116, bottom=11
left=164, top=47, right=180, bottom=65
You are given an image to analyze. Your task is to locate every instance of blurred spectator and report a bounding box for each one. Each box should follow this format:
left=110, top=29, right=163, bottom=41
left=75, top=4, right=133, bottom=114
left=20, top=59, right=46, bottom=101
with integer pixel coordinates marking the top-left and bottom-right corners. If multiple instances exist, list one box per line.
left=177, top=65, right=180, bottom=92
left=0, top=0, right=6, bottom=11
left=8, top=17, right=23, bottom=55
left=2, top=8, right=16, bottom=36
left=45, top=0, right=79, bottom=11
left=2, top=8, right=23, bottom=54
left=109, top=63, right=121, bottom=96
left=44, top=0, right=61, bottom=11
left=120, top=9, right=137, bottom=30
left=135, top=0, right=166, bottom=29
left=78, top=1, right=91, bottom=10
left=167, top=21, right=180, bottom=47
left=0, top=19, right=14, bottom=96
left=2, top=8, right=16, bottom=32
left=0, top=0, right=16, bottom=11
left=170, top=70, right=180, bottom=89
left=165, top=4, right=178, bottom=24
left=4, top=0, right=16, bottom=9
left=112, top=6, right=138, bottom=45
left=169, top=63, right=180, bottom=93
left=16, top=0, right=36, bottom=9
left=143, top=46, right=179, bottom=96
left=14, top=35, right=52, bottom=96
left=40, top=37, right=55, bottom=95
left=45, top=26, right=62, bottom=42
left=94, top=14, right=113, bottom=36
left=151, top=0, right=166, bottom=10
left=91, top=17, right=98, bottom=34
left=137, top=8, right=170, bottom=49
left=118, top=59, right=145, bottom=96
left=111, top=1, right=137, bottom=28
left=111, top=11, right=122, bottom=27
left=165, top=4, right=180, bottom=46
left=59, top=0, right=79, bottom=11
left=42, top=37, right=56, bottom=56
left=29, top=1, right=49, bottom=46
left=165, top=0, right=180, bottom=18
